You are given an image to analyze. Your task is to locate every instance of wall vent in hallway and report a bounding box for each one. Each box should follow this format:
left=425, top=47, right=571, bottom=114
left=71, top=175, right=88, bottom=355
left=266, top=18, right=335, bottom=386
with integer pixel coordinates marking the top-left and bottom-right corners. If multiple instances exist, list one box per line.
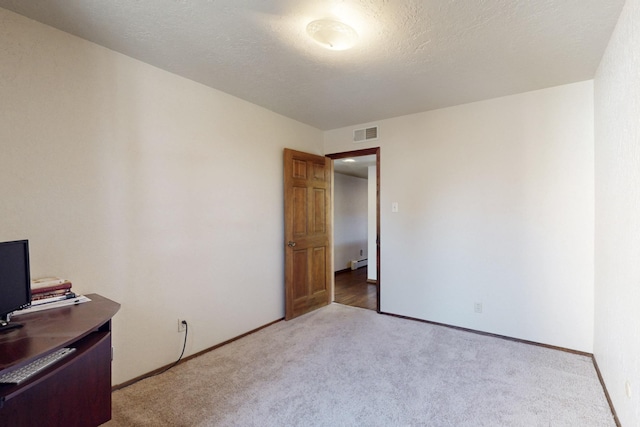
left=353, top=126, right=378, bottom=142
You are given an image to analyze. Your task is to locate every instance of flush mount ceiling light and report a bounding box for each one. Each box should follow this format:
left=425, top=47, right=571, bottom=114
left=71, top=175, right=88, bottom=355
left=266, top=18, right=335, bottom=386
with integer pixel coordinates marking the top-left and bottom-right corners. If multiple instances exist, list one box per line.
left=342, top=158, right=356, bottom=163
left=306, top=19, right=358, bottom=51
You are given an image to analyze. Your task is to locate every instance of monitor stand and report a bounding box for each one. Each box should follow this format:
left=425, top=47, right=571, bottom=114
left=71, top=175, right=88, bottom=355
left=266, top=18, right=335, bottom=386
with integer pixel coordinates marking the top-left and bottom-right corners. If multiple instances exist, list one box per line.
left=0, top=316, right=24, bottom=332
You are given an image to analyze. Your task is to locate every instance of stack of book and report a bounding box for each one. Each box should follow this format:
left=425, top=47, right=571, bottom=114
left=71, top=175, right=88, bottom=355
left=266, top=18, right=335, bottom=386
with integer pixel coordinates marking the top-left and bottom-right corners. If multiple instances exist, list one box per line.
left=30, top=277, right=76, bottom=306
left=12, top=277, right=91, bottom=317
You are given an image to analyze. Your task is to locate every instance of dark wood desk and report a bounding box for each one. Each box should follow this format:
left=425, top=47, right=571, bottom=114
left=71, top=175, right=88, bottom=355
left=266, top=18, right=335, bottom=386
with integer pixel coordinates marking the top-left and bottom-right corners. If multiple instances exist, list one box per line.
left=0, top=294, right=120, bottom=426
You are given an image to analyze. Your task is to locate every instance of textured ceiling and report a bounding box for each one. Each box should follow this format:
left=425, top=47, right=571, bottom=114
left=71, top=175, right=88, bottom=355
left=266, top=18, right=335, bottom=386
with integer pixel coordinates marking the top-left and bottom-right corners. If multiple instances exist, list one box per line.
left=0, top=0, right=625, bottom=130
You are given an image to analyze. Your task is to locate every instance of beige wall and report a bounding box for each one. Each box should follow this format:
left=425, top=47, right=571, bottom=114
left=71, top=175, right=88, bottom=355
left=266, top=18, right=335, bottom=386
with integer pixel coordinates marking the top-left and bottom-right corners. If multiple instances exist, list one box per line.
left=4, top=8, right=636, bottom=418
left=325, top=81, right=595, bottom=352
left=594, top=0, right=640, bottom=425
left=333, top=172, right=368, bottom=271
left=0, top=9, right=322, bottom=385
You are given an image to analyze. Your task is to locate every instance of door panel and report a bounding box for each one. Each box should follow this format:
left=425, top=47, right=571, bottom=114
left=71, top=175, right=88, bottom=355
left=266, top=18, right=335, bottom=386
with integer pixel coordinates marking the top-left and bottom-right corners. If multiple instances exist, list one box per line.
left=311, top=247, right=327, bottom=294
left=313, top=189, right=326, bottom=233
left=293, top=187, right=307, bottom=236
left=284, top=148, right=332, bottom=320
left=292, top=250, right=308, bottom=300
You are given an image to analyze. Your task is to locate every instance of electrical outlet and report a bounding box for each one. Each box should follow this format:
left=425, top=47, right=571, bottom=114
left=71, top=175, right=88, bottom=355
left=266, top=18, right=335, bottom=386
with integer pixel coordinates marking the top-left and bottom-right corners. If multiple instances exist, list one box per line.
left=626, top=381, right=632, bottom=398
left=178, top=318, right=187, bottom=332
left=474, top=303, right=483, bottom=313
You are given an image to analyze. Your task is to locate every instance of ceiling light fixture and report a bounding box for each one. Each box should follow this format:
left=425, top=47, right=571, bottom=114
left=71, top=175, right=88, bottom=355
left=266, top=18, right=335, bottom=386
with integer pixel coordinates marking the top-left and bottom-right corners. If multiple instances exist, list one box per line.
left=306, top=19, right=358, bottom=51
left=342, top=158, right=356, bottom=163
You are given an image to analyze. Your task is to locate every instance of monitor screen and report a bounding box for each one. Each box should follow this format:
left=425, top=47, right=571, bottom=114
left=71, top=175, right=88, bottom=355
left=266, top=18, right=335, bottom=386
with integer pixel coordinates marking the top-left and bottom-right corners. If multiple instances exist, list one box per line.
left=0, top=240, right=31, bottom=328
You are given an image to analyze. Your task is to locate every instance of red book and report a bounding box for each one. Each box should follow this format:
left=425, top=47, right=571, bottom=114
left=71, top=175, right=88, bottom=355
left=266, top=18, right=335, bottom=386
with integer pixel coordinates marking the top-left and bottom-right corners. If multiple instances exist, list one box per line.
left=31, top=281, right=72, bottom=295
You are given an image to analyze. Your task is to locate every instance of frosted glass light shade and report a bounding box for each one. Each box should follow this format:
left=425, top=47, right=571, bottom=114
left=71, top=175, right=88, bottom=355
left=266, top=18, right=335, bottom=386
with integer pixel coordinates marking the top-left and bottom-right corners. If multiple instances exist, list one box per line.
left=306, top=19, right=358, bottom=51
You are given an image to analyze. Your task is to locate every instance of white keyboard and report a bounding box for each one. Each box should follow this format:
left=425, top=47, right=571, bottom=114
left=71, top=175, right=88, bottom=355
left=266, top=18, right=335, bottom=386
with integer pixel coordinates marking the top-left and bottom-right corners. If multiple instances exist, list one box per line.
left=0, top=347, right=76, bottom=384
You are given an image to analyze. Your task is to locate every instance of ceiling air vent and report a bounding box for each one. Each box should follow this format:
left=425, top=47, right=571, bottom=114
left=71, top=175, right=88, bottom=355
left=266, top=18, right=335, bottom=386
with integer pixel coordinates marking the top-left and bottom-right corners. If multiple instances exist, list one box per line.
left=353, top=126, right=378, bottom=143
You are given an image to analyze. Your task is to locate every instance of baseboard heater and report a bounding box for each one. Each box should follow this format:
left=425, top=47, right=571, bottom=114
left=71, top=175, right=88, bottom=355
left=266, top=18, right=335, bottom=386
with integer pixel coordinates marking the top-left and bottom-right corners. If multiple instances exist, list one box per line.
left=350, top=259, right=368, bottom=270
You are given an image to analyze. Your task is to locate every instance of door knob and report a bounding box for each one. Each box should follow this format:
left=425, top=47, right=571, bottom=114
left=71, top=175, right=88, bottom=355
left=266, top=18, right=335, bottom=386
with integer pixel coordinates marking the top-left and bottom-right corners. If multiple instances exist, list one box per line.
left=287, top=241, right=296, bottom=247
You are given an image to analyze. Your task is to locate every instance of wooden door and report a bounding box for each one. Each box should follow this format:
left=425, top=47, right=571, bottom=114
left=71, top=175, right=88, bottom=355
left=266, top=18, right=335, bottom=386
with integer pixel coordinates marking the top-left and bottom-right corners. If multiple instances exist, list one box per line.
left=284, top=149, right=332, bottom=320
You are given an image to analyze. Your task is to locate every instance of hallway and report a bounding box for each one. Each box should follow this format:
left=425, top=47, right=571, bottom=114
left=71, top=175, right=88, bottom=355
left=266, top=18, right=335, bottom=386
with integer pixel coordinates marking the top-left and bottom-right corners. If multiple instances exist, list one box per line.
left=334, top=267, right=377, bottom=311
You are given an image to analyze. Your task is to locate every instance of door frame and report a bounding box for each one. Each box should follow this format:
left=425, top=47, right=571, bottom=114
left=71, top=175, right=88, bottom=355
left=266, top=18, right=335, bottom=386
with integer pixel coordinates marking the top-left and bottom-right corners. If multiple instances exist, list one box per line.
left=327, top=147, right=381, bottom=313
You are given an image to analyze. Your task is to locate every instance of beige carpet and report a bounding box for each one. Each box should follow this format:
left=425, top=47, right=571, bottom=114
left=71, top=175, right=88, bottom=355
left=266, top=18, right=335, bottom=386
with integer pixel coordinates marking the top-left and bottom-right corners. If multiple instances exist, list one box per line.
left=106, top=304, right=615, bottom=426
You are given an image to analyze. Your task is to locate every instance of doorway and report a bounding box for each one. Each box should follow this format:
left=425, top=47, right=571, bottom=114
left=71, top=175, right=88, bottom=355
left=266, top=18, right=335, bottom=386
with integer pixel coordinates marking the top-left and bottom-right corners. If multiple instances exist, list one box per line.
left=327, top=148, right=380, bottom=312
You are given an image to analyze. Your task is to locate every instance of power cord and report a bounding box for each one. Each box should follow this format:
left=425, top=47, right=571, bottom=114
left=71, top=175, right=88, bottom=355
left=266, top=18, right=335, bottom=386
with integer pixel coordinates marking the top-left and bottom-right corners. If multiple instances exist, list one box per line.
left=152, top=320, right=188, bottom=377
left=118, top=321, right=189, bottom=389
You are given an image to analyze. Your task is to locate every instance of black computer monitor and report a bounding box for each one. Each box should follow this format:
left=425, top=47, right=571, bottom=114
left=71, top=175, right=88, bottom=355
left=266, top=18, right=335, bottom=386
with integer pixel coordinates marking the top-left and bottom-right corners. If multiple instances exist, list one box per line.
left=0, top=240, right=31, bottom=331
